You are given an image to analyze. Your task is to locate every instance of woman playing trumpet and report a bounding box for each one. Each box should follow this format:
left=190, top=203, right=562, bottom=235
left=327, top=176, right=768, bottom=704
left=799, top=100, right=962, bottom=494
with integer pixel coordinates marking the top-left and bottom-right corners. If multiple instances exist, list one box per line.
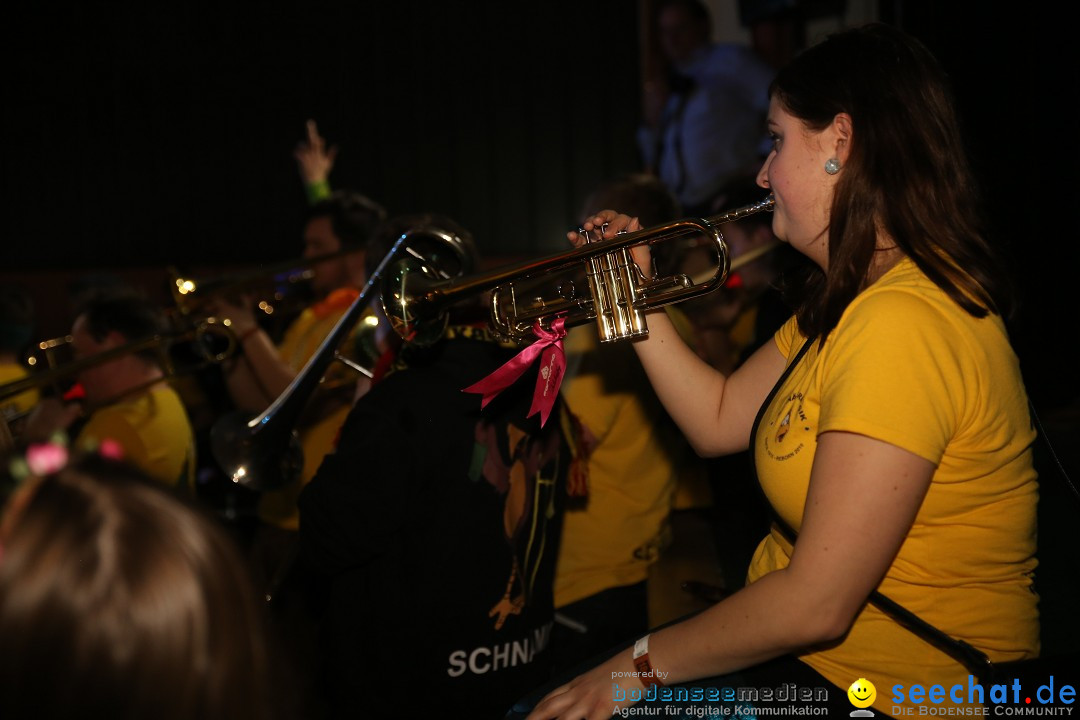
left=526, top=22, right=1037, bottom=719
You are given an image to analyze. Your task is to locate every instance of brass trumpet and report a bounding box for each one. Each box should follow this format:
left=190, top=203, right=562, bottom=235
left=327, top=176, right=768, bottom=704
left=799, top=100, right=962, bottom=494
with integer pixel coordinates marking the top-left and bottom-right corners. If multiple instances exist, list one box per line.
left=382, top=194, right=775, bottom=345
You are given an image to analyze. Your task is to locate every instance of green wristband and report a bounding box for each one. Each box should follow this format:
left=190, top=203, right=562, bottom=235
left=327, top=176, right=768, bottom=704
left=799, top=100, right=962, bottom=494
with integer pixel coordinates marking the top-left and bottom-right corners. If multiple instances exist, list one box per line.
left=305, top=179, right=331, bottom=205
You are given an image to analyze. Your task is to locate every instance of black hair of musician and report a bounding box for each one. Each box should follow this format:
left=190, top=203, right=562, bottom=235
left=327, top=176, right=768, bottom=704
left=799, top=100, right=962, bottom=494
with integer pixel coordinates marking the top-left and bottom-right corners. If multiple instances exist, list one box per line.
left=74, top=287, right=167, bottom=365
left=305, top=190, right=388, bottom=251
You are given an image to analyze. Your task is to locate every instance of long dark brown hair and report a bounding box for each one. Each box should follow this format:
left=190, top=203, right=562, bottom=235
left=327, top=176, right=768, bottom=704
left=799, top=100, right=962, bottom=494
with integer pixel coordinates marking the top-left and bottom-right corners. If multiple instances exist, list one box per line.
left=772, top=23, right=1014, bottom=340
left=0, top=454, right=278, bottom=720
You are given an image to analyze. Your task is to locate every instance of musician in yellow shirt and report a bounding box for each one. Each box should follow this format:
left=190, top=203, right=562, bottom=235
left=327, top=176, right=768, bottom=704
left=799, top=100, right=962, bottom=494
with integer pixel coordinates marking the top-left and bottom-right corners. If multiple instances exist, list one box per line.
left=22, top=289, right=196, bottom=491
left=213, top=190, right=386, bottom=590
left=525, top=24, right=1038, bottom=719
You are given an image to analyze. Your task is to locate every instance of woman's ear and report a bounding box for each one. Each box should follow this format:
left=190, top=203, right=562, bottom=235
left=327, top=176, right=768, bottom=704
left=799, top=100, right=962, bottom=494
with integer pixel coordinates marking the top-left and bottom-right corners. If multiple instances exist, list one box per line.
left=832, top=112, right=853, bottom=163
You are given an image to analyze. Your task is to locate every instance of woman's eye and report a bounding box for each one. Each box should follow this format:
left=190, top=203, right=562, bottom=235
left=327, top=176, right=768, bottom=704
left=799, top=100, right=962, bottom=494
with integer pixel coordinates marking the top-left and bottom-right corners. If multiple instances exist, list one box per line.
left=769, top=134, right=781, bottom=150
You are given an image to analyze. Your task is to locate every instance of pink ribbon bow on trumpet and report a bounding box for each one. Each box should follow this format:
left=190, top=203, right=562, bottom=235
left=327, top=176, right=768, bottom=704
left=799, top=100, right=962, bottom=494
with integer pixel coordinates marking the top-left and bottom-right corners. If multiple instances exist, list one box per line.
left=462, top=317, right=568, bottom=427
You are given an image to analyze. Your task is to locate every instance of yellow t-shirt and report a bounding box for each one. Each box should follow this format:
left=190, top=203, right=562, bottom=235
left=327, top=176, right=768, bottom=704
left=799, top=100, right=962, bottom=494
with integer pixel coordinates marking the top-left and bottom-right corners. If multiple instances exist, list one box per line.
left=257, top=291, right=369, bottom=530
left=554, top=308, right=695, bottom=608
left=0, top=363, right=40, bottom=423
left=747, top=258, right=1038, bottom=712
left=76, top=383, right=197, bottom=491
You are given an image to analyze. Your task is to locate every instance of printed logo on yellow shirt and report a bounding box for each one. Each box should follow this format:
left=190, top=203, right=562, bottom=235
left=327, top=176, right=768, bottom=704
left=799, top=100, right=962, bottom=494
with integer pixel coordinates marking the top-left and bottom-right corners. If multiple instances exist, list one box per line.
left=776, top=411, right=791, bottom=443
left=848, top=677, right=877, bottom=717
left=765, top=392, right=807, bottom=461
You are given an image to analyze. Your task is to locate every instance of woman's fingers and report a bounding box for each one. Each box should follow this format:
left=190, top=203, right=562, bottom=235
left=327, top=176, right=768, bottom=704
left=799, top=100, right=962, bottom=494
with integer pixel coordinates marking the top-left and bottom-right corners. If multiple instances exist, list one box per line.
left=567, top=212, right=642, bottom=248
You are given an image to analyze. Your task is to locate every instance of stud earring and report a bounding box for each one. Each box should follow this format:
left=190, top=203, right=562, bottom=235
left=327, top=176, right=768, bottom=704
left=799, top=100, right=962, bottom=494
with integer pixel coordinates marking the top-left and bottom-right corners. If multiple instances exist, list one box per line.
left=824, top=157, right=841, bottom=175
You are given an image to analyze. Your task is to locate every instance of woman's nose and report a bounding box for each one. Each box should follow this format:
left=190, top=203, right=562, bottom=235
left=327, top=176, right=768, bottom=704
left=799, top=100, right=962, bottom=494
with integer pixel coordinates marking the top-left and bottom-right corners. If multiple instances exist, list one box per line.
left=756, top=155, right=771, bottom=189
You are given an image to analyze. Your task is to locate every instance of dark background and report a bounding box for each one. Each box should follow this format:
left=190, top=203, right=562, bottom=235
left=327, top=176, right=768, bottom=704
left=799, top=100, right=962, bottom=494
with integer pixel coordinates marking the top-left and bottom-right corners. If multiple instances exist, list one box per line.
left=884, top=4, right=1076, bottom=415
left=2, top=1, right=642, bottom=270
left=1, top=1, right=1076, bottom=414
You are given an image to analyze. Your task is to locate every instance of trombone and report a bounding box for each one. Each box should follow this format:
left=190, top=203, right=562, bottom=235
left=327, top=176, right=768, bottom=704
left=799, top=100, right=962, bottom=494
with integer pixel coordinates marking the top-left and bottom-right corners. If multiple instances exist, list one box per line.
left=211, top=197, right=774, bottom=492
left=210, top=223, right=477, bottom=491
left=0, top=317, right=239, bottom=409
left=168, top=247, right=365, bottom=318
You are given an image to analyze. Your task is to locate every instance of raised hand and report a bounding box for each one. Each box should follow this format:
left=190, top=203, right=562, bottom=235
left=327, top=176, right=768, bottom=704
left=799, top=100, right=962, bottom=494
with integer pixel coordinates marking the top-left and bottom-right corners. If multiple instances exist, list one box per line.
left=294, top=119, right=338, bottom=187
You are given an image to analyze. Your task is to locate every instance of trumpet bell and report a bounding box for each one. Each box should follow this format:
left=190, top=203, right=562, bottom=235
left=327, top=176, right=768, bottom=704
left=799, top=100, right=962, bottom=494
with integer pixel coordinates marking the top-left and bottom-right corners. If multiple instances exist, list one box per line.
left=190, top=316, right=239, bottom=363
left=382, top=256, right=449, bottom=347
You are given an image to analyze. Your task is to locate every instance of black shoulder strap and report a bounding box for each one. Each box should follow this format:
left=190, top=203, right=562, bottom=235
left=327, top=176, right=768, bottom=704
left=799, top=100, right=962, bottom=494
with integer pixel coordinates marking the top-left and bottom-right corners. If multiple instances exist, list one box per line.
left=1029, top=401, right=1080, bottom=505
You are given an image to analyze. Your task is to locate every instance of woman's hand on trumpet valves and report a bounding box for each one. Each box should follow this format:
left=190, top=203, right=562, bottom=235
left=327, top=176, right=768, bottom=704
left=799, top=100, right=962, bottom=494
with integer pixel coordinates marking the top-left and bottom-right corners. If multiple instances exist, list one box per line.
left=567, top=211, right=653, bottom=277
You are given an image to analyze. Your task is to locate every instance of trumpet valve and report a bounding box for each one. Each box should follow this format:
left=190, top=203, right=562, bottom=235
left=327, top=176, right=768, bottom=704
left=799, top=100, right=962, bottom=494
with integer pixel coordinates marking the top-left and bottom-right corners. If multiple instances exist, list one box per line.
left=583, top=243, right=649, bottom=343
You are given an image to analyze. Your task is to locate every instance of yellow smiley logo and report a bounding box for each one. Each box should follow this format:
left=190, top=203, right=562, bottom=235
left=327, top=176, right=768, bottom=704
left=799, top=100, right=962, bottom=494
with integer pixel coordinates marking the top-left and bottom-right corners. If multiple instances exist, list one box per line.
left=847, top=678, right=877, bottom=709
